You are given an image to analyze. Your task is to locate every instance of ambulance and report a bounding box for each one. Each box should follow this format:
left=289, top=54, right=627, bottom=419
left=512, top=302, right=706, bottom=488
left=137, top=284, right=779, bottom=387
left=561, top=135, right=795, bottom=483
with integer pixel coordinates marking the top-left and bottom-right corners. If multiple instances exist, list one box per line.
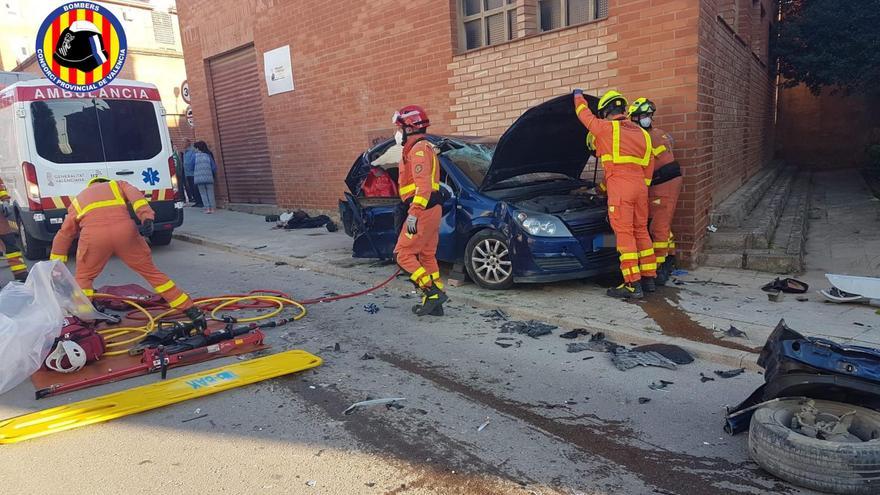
left=0, top=77, right=184, bottom=259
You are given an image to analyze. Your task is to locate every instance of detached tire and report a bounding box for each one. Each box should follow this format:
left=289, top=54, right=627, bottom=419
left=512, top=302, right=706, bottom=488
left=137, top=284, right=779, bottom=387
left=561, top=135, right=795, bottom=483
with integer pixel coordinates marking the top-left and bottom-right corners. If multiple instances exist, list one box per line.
left=465, top=230, right=514, bottom=290
left=149, top=230, right=174, bottom=247
left=749, top=399, right=880, bottom=494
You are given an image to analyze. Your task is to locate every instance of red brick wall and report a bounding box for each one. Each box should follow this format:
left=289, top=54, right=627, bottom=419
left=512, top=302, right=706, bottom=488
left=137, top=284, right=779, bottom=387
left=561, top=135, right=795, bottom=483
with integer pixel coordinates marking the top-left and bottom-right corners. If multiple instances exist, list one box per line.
left=778, top=84, right=871, bottom=169
left=177, top=0, right=457, bottom=210
left=688, top=0, right=776, bottom=258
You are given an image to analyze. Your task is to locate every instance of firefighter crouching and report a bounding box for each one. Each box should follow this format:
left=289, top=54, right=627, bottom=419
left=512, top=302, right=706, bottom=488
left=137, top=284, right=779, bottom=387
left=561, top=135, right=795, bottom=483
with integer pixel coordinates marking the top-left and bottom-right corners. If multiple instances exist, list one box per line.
left=574, top=89, right=657, bottom=299
left=628, top=97, right=683, bottom=286
left=391, top=105, right=449, bottom=316
left=49, top=177, right=206, bottom=328
left=0, top=179, right=28, bottom=282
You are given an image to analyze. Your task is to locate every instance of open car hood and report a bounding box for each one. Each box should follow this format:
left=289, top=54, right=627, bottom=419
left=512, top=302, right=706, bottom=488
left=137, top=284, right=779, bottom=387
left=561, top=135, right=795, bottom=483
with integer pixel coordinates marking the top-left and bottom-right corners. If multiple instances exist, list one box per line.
left=480, top=93, right=599, bottom=191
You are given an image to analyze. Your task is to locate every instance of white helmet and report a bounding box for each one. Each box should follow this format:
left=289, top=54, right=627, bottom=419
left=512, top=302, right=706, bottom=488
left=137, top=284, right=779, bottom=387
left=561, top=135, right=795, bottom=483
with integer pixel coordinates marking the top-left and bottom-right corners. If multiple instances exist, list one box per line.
left=45, top=340, right=87, bottom=373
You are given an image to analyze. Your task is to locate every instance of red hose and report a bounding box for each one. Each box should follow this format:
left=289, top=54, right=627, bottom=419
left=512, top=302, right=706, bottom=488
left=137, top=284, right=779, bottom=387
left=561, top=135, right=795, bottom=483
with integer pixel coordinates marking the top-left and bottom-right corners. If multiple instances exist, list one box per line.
left=300, top=268, right=402, bottom=305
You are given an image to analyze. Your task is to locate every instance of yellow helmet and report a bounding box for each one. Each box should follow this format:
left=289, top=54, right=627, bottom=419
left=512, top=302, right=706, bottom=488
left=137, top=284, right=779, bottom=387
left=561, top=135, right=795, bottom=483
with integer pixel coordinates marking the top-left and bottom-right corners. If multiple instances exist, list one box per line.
left=87, top=176, right=110, bottom=186
left=597, top=90, right=627, bottom=118
left=627, top=97, right=656, bottom=118
left=586, top=132, right=597, bottom=151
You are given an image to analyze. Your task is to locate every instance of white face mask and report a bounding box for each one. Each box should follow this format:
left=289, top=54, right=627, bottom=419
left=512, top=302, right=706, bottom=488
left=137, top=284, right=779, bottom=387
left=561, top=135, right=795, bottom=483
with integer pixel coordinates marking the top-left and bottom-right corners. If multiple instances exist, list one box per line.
left=639, top=116, right=653, bottom=128
left=394, top=130, right=404, bottom=146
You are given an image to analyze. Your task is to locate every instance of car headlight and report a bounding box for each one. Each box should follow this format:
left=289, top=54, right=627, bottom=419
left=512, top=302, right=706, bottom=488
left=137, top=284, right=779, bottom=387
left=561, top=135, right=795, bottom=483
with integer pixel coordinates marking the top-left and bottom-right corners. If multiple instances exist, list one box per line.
left=515, top=211, right=572, bottom=237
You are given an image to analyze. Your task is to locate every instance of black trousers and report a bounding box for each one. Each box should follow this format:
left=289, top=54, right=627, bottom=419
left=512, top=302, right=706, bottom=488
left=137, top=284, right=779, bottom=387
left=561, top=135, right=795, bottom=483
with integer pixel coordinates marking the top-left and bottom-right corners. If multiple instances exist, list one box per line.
left=186, top=176, right=203, bottom=206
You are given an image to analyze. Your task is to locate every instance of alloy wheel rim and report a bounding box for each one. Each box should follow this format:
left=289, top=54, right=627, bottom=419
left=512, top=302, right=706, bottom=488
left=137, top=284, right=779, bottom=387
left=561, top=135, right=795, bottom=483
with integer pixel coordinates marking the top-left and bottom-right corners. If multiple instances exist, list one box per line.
left=472, top=238, right=512, bottom=284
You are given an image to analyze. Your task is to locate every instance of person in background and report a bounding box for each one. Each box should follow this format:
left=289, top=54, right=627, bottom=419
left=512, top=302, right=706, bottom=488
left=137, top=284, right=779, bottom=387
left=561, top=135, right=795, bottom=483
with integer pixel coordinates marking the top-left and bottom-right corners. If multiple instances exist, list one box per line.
left=182, top=139, right=203, bottom=208
left=574, top=89, right=657, bottom=299
left=0, top=179, right=27, bottom=282
left=192, top=141, right=218, bottom=214
left=628, top=97, right=683, bottom=285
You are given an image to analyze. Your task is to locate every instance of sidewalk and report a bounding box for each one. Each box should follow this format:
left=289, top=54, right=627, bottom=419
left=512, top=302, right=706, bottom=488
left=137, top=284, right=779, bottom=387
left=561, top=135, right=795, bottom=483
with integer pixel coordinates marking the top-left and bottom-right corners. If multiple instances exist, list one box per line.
left=174, top=208, right=880, bottom=370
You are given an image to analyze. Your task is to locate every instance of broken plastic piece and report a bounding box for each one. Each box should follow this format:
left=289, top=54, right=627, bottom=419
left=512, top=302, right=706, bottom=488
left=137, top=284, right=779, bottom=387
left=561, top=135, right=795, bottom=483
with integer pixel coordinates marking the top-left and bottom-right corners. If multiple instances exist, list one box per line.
left=499, top=320, right=556, bottom=338
left=649, top=380, right=674, bottom=391
left=363, top=303, right=380, bottom=314
left=342, top=397, right=406, bottom=415
left=560, top=328, right=590, bottom=339
left=481, top=309, right=510, bottom=321
left=612, top=349, right=677, bottom=371
left=477, top=417, right=490, bottom=431
left=700, top=373, right=715, bottom=383
left=631, top=344, right=693, bottom=365
left=714, top=368, right=745, bottom=379
left=638, top=397, right=651, bottom=404
left=361, top=353, right=375, bottom=360
left=722, top=325, right=748, bottom=339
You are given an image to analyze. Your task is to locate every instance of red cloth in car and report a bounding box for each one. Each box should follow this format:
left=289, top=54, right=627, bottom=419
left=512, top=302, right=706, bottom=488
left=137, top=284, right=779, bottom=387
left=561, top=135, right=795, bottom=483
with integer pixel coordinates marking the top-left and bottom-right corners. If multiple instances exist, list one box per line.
left=362, top=167, right=398, bottom=197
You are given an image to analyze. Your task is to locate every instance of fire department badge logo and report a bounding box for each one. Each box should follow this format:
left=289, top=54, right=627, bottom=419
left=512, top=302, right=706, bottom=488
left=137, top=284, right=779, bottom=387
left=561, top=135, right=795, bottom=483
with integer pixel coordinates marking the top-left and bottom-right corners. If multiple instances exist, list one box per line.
left=35, top=2, right=128, bottom=92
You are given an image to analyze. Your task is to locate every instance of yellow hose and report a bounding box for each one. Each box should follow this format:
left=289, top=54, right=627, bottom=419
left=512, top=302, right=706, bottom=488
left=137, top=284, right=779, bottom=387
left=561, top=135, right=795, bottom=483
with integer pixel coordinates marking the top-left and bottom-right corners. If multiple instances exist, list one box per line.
left=91, top=294, right=307, bottom=357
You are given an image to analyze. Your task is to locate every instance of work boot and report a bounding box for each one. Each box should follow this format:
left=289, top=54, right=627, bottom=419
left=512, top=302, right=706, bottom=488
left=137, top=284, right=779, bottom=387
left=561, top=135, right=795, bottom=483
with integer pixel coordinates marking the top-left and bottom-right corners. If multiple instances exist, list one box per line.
left=655, top=265, right=669, bottom=286
left=415, top=286, right=449, bottom=317
left=184, top=307, right=207, bottom=332
left=641, top=277, right=656, bottom=293
left=606, top=282, right=643, bottom=300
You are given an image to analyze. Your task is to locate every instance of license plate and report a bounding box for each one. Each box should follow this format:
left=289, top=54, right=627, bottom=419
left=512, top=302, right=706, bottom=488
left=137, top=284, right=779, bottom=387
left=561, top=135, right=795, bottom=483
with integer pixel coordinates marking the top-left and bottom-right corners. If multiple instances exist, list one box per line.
left=592, top=234, right=616, bottom=250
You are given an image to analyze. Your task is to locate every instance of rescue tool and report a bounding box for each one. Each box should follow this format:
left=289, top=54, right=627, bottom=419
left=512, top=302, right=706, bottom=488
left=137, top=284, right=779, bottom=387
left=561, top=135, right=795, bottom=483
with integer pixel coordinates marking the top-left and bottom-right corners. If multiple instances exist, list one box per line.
left=0, top=349, right=322, bottom=445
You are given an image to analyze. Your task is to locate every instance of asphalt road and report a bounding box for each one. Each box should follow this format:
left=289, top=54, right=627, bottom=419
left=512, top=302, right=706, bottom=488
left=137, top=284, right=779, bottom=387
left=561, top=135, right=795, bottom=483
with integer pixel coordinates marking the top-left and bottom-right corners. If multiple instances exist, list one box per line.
left=0, top=242, right=818, bottom=495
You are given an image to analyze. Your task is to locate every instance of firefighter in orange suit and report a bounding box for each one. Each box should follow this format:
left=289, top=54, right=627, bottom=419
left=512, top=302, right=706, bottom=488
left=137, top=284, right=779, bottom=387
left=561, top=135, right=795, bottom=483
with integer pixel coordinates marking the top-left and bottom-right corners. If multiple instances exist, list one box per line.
left=0, top=179, right=28, bottom=281
left=49, top=177, right=205, bottom=328
left=574, top=89, right=657, bottom=299
left=391, top=105, right=448, bottom=316
left=629, top=97, right=683, bottom=286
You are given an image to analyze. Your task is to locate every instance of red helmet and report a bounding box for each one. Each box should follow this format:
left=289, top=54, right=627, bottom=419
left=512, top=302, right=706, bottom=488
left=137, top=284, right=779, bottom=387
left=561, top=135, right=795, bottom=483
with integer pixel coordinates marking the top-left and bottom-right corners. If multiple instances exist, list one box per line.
left=392, top=105, right=430, bottom=130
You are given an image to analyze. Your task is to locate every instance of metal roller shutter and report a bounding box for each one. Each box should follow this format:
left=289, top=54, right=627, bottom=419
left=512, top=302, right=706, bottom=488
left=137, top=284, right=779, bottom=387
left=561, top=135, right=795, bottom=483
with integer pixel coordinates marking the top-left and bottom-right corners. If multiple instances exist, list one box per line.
left=208, top=45, right=276, bottom=204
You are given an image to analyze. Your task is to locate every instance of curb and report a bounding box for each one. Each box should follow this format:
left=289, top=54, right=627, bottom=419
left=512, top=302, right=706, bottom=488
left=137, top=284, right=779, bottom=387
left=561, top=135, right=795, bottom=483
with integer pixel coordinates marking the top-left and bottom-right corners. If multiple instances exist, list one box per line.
left=173, top=231, right=762, bottom=371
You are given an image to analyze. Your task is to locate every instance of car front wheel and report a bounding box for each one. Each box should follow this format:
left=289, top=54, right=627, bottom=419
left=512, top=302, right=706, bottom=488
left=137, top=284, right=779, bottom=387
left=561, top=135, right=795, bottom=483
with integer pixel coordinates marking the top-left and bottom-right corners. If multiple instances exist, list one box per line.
left=465, top=230, right=514, bottom=290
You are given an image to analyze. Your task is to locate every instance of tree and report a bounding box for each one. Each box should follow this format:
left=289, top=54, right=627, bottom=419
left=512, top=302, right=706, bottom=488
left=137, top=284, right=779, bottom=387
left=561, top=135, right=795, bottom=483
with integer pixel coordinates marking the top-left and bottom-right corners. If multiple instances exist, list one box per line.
left=775, top=0, right=880, bottom=94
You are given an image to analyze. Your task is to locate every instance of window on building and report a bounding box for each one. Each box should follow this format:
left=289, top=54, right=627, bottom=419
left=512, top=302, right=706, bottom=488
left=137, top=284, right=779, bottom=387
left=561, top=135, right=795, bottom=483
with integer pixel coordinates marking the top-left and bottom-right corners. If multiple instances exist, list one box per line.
left=459, top=0, right=517, bottom=51
left=539, top=0, right=607, bottom=32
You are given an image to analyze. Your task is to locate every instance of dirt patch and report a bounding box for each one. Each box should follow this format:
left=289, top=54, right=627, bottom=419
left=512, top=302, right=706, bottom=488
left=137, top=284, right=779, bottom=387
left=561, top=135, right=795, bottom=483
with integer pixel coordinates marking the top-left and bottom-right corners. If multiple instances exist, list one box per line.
left=638, top=293, right=761, bottom=353
left=381, top=353, right=791, bottom=495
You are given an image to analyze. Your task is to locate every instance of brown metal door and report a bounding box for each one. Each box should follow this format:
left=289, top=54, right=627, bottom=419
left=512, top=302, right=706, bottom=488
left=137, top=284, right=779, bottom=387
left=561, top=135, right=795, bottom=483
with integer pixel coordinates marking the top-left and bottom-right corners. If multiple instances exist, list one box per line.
left=208, top=46, right=276, bottom=204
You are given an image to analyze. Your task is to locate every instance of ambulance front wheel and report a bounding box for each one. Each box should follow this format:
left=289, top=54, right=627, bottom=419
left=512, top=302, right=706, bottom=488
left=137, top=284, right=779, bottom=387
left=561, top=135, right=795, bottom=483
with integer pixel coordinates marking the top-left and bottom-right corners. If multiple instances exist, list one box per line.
left=16, top=216, right=48, bottom=260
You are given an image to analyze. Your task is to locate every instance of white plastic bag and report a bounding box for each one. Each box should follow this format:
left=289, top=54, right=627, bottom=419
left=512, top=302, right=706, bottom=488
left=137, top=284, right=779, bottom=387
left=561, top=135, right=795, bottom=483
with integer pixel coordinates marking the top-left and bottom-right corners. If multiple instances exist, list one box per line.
left=0, top=260, right=103, bottom=394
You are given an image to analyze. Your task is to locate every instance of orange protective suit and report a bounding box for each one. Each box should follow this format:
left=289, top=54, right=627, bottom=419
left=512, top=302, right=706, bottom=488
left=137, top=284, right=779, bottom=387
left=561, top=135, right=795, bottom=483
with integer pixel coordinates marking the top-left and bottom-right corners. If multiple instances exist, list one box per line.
left=0, top=180, right=27, bottom=280
left=575, top=94, right=657, bottom=283
left=394, top=137, right=443, bottom=290
left=647, top=127, right=682, bottom=264
left=49, top=180, right=194, bottom=310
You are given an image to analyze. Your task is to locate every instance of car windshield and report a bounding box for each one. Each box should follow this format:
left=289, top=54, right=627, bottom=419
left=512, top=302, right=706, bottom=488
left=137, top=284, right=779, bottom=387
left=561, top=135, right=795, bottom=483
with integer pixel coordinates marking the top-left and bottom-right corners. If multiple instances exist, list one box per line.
left=31, top=99, right=161, bottom=164
left=443, top=140, right=495, bottom=186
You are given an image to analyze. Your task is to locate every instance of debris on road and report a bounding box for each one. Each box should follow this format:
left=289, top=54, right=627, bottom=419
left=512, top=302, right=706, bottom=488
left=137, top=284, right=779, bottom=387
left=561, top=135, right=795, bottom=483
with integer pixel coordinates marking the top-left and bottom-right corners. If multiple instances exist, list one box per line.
left=649, top=380, right=674, bottom=391
left=714, top=368, right=745, bottom=379
left=305, top=480, right=317, bottom=487
left=499, top=320, right=556, bottom=338
left=181, top=414, right=208, bottom=423
left=611, top=349, right=677, bottom=371
left=274, top=261, right=288, bottom=266
left=254, top=245, right=267, bottom=250
left=700, top=373, right=716, bottom=383
left=360, top=353, right=375, bottom=360
left=631, top=344, right=694, bottom=365
left=566, top=332, right=623, bottom=353
left=767, top=290, right=784, bottom=302
left=559, top=328, right=590, bottom=339
left=761, top=277, right=809, bottom=294
left=721, top=325, right=748, bottom=339
left=639, top=397, right=651, bottom=404
left=363, top=303, right=380, bottom=314
left=477, top=417, right=491, bottom=431
left=481, top=309, right=510, bottom=322
left=342, top=398, right=407, bottom=415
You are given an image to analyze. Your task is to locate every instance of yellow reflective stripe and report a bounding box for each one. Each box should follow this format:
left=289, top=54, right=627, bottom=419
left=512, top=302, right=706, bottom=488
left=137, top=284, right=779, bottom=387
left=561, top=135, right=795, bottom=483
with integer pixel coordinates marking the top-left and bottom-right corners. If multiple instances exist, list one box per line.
left=619, top=252, right=639, bottom=261
left=434, top=280, right=444, bottom=290
left=132, top=198, right=150, bottom=211
left=71, top=198, right=83, bottom=216
left=109, top=180, right=123, bottom=201
left=653, top=145, right=667, bottom=157
left=412, top=195, right=429, bottom=207
left=82, top=288, right=94, bottom=297
left=399, top=183, right=416, bottom=195
left=410, top=267, right=426, bottom=282
left=644, top=178, right=652, bottom=186
left=10, top=264, right=27, bottom=272
left=50, top=253, right=68, bottom=263
left=640, top=263, right=658, bottom=271
left=431, top=154, right=439, bottom=191
left=169, top=293, right=191, bottom=308
left=154, top=280, right=176, bottom=293
left=653, top=242, right=669, bottom=249
left=415, top=150, right=425, bottom=157
left=420, top=276, right=431, bottom=286
left=0, top=190, right=8, bottom=198
left=599, top=182, right=607, bottom=192
left=656, top=256, right=667, bottom=263
left=622, top=266, right=641, bottom=276
left=669, top=241, right=676, bottom=248
left=576, top=103, right=587, bottom=115
left=4, top=251, right=22, bottom=259
left=431, top=272, right=441, bottom=280
left=639, top=248, right=655, bottom=257
left=610, top=121, right=653, bottom=167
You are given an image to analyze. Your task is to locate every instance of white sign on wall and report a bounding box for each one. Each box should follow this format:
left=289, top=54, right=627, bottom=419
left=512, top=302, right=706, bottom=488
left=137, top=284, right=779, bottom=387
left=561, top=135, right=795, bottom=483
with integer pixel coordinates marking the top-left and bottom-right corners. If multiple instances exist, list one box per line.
left=263, top=45, right=295, bottom=96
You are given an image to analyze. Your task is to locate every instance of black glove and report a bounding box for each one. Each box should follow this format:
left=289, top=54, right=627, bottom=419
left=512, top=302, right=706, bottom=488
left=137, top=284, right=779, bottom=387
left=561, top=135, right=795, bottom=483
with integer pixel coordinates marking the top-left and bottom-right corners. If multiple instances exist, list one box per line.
left=0, top=202, right=11, bottom=219
left=139, top=219, right=154, bottom=237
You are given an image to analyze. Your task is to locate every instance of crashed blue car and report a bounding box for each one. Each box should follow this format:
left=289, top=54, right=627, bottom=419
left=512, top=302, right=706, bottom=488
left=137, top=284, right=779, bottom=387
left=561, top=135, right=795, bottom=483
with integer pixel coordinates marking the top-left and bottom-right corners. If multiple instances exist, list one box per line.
left=339, top=94, right=618, bottom=289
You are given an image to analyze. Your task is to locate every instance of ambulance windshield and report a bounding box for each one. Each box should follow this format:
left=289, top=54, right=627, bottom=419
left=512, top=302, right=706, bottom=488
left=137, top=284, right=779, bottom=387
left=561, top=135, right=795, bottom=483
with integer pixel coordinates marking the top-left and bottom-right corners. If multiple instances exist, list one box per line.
left=31, top=99, right=162, bottom=164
